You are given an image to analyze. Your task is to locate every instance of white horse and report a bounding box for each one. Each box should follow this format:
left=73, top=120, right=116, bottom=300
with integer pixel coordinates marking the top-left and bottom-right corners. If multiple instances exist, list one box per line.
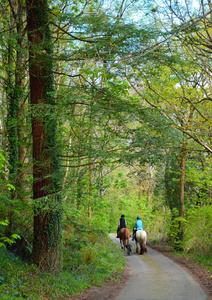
left=135, top=230, right=147, bottom=255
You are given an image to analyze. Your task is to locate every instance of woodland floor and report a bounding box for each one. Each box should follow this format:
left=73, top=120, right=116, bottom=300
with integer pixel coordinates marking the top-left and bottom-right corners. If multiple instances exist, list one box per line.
left=71, top=241, right=212, bottom=300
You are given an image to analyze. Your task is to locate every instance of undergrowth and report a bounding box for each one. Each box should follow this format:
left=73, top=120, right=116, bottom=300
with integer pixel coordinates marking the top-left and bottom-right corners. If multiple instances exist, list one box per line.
left=0, top=234, right=125, bottom=299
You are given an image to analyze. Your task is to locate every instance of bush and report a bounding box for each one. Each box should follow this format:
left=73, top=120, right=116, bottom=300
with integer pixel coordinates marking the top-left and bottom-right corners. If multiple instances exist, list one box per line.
left=183, top=205, right=212, bottom=255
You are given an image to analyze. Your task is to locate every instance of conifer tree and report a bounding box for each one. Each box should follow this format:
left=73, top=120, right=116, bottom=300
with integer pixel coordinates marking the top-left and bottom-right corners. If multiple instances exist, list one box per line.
left=26, top=0, right=62, bottom=273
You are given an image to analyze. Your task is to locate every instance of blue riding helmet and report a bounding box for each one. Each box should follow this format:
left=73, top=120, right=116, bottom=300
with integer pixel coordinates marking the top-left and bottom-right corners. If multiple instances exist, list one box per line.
left=137, top=216, right=141, bottom=220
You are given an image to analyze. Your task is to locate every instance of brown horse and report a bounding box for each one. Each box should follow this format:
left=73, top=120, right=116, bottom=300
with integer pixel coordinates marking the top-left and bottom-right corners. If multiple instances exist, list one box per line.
left=118, top=228, right=130, bottom=250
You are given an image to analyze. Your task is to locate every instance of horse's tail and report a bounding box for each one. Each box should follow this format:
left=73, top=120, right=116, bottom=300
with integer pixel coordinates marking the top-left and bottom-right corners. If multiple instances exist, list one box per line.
left=126, top=228, right=130, bottom=244
left=120, top=228, right=130, bottom=250
left=136, top=230, right=147, bottom=254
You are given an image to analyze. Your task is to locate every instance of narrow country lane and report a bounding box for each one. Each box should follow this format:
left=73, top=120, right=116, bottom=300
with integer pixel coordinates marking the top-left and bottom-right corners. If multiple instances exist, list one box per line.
left=109, top=233, right=207, bottom=300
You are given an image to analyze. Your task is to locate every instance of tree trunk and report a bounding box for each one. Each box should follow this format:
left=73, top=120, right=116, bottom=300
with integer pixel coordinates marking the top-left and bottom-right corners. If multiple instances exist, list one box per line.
left=179, top=139, right=186, bottom=219
left=6, top=20, right=18, bottom=236
left=26, top=0, right=62, bottom=273
left=178, top=138, right=187, bottom=243
left=178, top=106, right=194, bottom=240
left=88, top=161, right=92, bottom=219
left=15, top=1, right=29, bottom=202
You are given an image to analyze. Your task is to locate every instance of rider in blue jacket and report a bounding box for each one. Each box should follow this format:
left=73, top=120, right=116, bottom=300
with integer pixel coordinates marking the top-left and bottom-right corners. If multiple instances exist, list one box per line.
left=132, top=216, right=143, bottom=241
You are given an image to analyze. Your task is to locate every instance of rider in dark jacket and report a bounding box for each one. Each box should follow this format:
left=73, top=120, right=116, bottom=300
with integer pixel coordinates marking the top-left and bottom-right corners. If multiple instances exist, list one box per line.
left=116, top=214, right=127, bottom=238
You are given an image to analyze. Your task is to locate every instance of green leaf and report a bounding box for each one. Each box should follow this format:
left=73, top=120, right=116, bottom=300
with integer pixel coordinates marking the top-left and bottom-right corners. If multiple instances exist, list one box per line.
left=11, top=234, right=21, bottom=240
left=7, top=184, right=16, bottom=191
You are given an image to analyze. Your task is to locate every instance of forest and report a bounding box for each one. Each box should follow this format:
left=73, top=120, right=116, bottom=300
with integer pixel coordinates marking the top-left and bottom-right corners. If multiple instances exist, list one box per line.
left=0, top=0, right=211, bottom=298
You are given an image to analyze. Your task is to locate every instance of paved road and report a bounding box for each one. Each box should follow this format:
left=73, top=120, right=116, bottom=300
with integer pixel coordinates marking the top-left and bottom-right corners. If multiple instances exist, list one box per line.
left=109, top=233, right=207, bottom=300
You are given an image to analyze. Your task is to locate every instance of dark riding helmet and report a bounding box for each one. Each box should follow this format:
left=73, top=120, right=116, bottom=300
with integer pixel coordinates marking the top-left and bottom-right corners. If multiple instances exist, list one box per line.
left=121, top=214, right=125, bottom=218
left=137, top=216, right=141, bottom=220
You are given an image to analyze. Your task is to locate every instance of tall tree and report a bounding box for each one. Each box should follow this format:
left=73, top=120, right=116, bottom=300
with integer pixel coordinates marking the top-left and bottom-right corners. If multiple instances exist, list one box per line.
left=26, top=0, right=62, bottom=272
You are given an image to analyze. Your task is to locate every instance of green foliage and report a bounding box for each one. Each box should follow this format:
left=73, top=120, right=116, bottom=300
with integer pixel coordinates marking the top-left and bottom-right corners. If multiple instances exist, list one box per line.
left=0, top=219, right=21, bottom=248
left=166, top=208, right=187, bottom=250
left=148, top=206, right=171, bottom=241
left=0, top=151, right=6, bottom=171
left=164, top=151, right=181, bottom=211
left=185, top=156, right=212, bottom=205
left=183, top=205, right=212, bottom=256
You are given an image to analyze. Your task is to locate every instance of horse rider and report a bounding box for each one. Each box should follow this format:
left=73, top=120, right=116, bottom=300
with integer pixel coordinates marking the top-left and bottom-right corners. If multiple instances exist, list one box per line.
left=132, top=216, right=143, bottom=241
left=116, top=214, right=127, bottom=238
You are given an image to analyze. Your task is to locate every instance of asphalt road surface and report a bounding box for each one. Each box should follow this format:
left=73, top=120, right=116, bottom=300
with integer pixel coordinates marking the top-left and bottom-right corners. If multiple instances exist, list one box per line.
left=109, top=233, right=207, bottom=300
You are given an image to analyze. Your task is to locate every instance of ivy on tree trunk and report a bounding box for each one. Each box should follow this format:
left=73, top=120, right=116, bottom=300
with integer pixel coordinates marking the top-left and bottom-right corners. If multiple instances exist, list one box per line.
left=26, top=0, right=62, bottom=273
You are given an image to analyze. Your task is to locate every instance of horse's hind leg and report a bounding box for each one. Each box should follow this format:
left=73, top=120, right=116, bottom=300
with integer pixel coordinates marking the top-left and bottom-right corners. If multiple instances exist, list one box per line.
left=139, top=241, right=144, bottom=255
left=142, top=239, right=147, bottom=253
left=136, top=242, right=139, bottom=253
left=123, top=239, right=126, bottom=250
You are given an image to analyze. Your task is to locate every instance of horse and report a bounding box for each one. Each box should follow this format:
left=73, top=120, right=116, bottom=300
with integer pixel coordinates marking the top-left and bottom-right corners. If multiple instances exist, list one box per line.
left=118, top=228, right=131, bottom=251
left=135, top=230, right=147, bottom=255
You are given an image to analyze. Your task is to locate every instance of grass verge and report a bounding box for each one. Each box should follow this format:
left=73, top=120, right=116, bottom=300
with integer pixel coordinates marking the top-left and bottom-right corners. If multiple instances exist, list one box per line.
left=0, top=235, right=125, bottom=299
left=148, top=239, right=212, bottom=273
